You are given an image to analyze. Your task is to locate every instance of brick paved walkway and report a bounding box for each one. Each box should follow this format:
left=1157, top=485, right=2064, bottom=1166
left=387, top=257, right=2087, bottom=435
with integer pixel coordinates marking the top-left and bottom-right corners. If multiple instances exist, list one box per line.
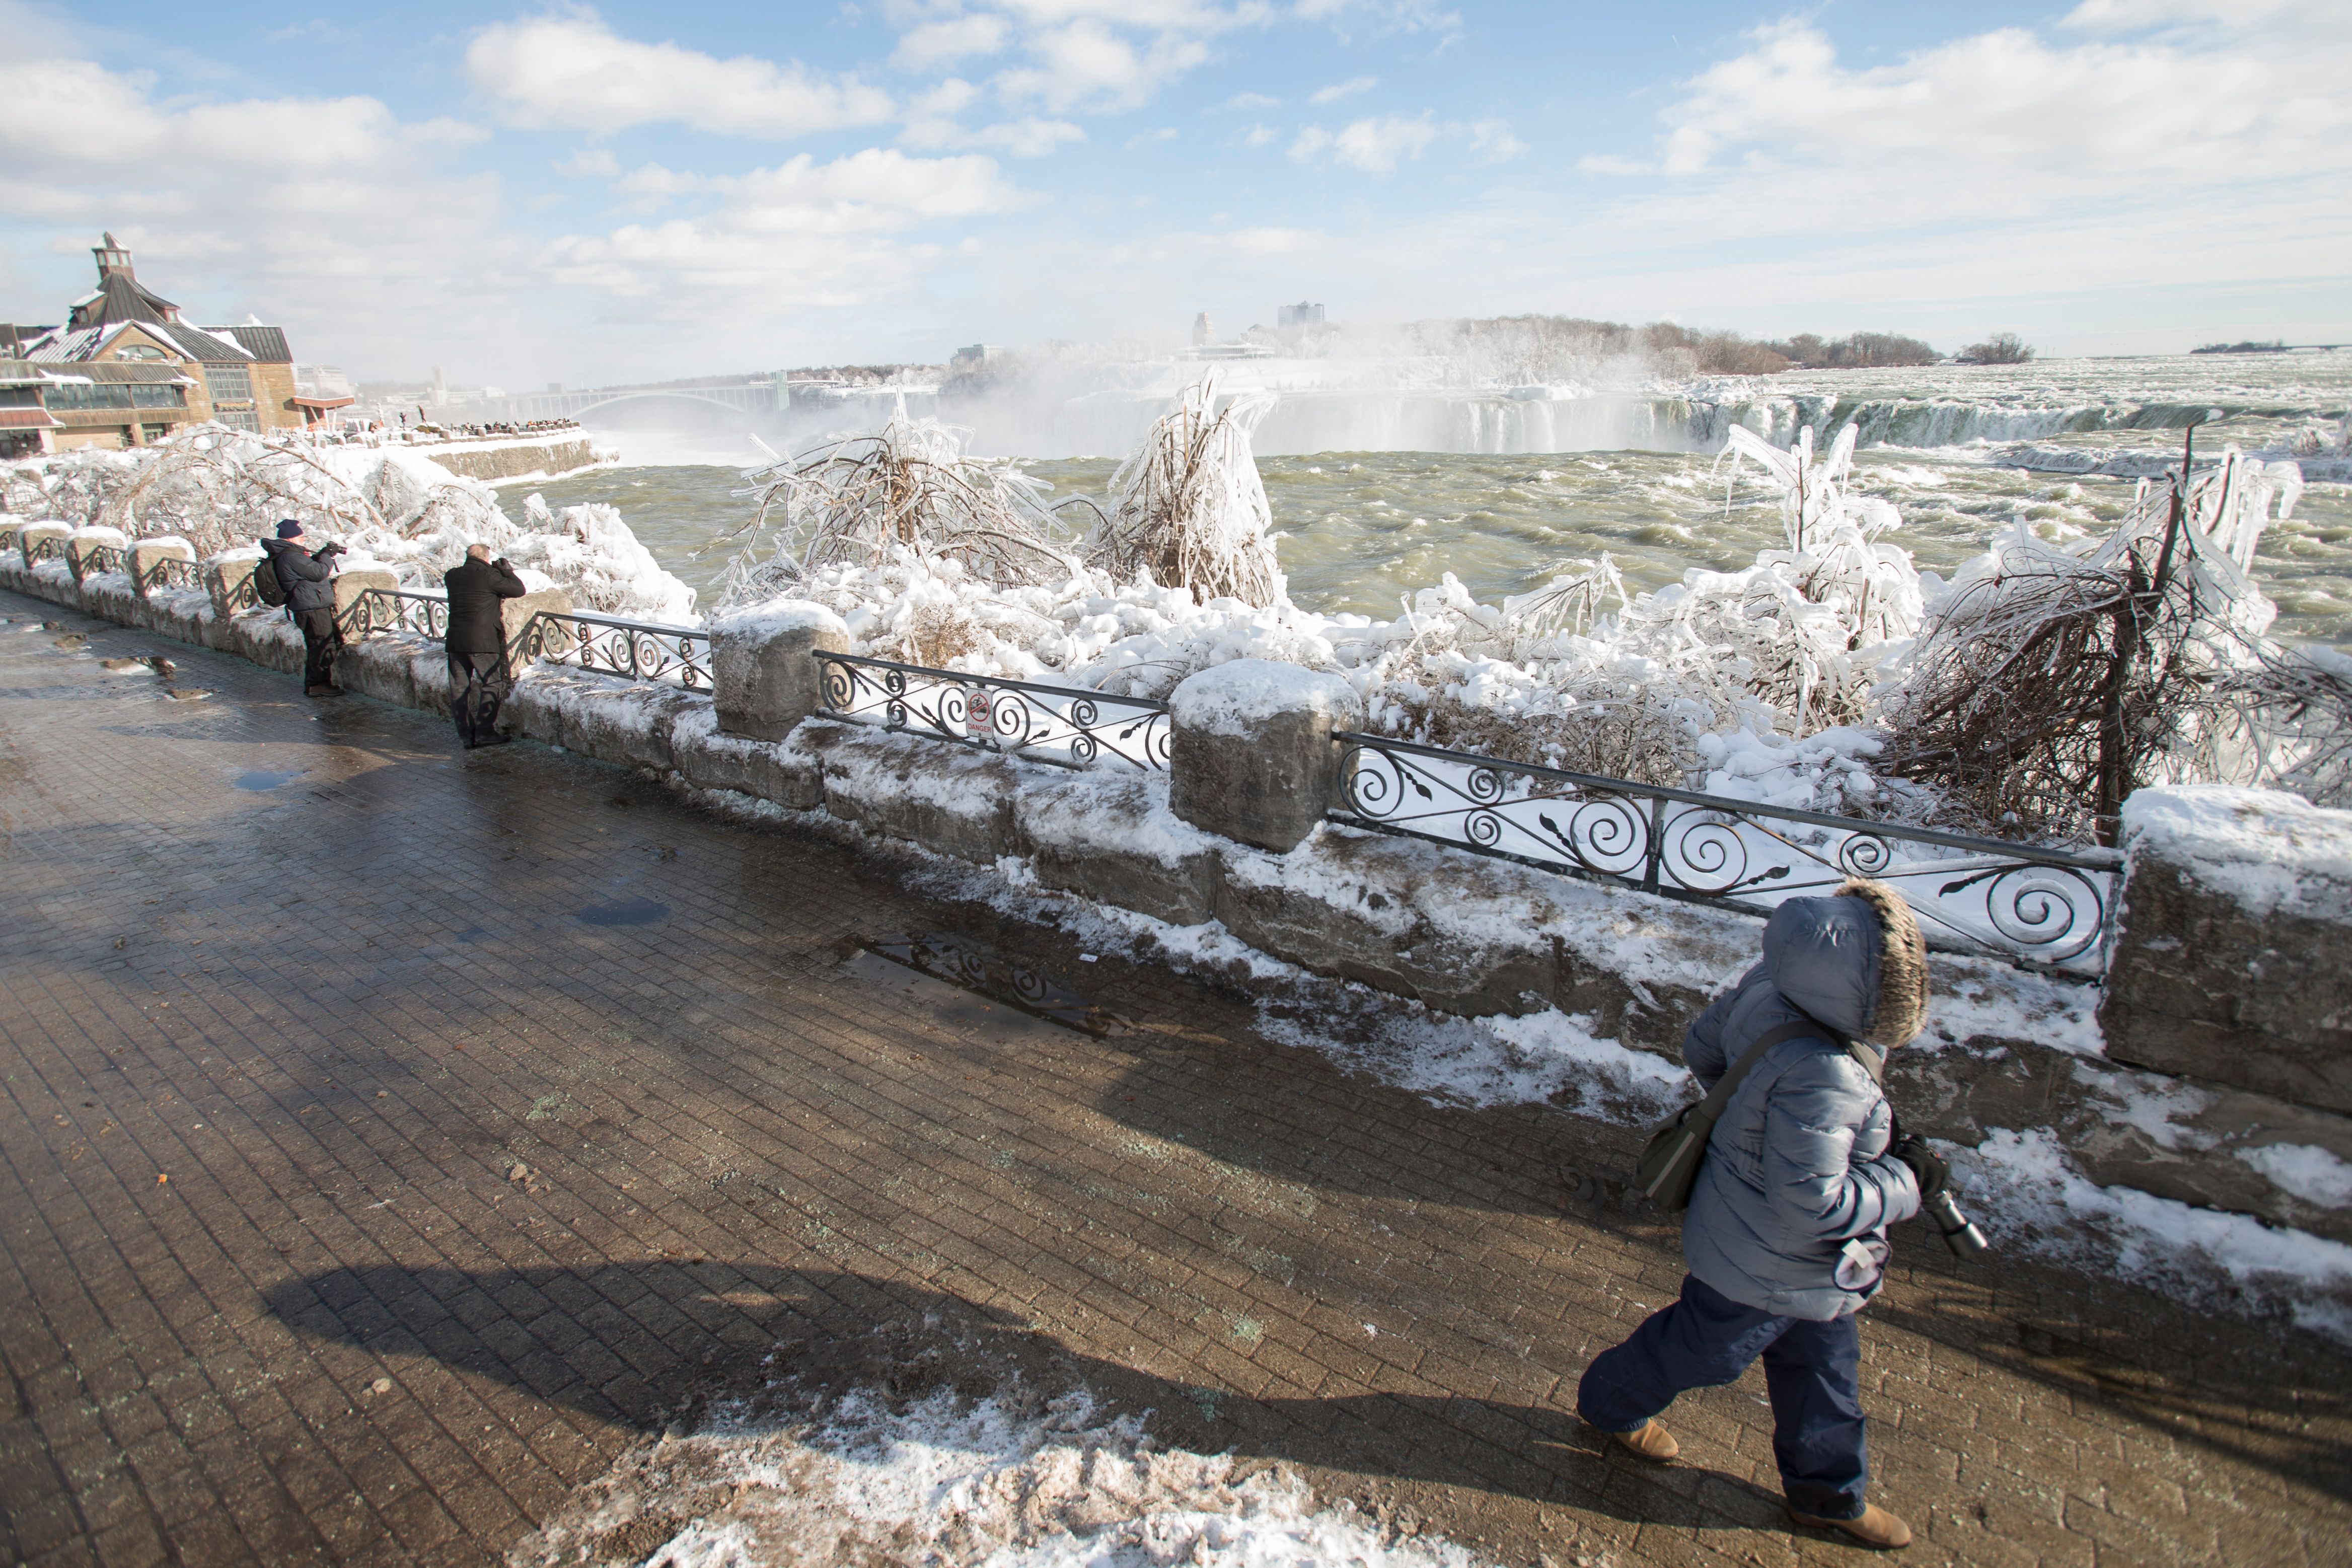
left=3, top=588, right=2348, bottom=1568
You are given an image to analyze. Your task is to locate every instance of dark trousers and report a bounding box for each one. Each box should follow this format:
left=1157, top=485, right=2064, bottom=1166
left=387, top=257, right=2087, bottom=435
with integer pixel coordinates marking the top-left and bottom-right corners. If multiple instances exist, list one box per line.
left=447, top=650, right=511, bottom=747
left=1578, top=1273, right=1868, bottom=1520
left=297, top=607, right=343, bottom=691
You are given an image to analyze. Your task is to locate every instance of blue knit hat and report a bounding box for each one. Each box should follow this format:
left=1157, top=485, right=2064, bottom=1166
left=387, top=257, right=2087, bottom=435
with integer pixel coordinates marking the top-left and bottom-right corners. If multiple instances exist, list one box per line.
left=276, top=519, right=305, bottom=539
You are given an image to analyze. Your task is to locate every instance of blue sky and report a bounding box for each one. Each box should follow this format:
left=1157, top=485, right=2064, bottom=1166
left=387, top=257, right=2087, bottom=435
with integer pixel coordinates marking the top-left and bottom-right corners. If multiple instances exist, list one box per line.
left=3, top=0, right=2345, bottom=385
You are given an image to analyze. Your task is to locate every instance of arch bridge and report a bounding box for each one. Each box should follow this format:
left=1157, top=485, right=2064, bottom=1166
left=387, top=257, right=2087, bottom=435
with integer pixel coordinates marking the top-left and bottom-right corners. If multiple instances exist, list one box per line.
left=467, top=384, right=783, bottom=423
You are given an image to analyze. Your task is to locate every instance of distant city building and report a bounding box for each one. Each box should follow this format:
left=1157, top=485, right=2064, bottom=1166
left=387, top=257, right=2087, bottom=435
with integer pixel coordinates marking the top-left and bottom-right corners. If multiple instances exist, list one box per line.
left=1277, top=301, right=1326, bottom=329
left=951, top=344, right=1004, bottom=367
left=1192, top=313, right=1214, bottom=348
left=0, top=234, right=326, bottom=450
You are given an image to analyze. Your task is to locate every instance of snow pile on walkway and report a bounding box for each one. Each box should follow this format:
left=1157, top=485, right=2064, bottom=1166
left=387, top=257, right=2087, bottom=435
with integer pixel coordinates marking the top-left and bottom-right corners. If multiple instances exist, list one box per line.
left=1, top=426, right=695, bottom=623
left=512, top=1384, right=1474, bottom=1568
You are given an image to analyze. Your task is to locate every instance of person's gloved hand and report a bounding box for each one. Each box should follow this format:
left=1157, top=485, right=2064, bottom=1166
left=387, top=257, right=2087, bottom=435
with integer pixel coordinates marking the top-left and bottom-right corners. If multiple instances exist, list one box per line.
left=1891, top=1136, right=1948, bottom=1203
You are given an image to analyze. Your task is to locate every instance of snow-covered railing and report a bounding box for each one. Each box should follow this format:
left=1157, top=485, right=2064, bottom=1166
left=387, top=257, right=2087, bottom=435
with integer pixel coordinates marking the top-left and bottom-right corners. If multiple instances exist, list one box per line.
left=815, top=651, right=1171, bottom=771
left=513, top=608, right=710, bottom=690
left=138, top=555, right=201, bottom=594
left=1332, top=731, right=2120, bottom=970
left=24, top=535, right=63, bottom=565
left=222, top=567, right=263, bottom=615
left=81, top=544, right=127, bottom=577
left=342, top=587, right=450, bottom=641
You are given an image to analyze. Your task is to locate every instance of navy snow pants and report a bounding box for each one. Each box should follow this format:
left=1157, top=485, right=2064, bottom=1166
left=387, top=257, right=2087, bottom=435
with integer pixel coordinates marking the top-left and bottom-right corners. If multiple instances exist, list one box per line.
left=1576, top=1272, right=1868, bottom=1520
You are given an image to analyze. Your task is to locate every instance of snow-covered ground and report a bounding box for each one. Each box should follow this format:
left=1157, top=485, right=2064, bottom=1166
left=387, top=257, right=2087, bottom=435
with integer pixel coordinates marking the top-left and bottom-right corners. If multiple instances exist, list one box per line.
left=512, top=1383, right=1482, bottom=1568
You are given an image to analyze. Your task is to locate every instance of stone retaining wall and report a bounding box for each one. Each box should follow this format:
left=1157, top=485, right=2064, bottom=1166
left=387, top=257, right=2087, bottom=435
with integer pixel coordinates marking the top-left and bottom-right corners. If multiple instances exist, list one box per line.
left=415, top=436, right=604, bottom=484
left=6, top=547, right=2349, bottom=1254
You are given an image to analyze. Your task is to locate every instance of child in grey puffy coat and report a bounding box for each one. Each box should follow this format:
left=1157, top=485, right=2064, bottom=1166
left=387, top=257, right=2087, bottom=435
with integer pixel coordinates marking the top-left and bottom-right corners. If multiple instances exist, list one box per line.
left=1577, top=878, right=1947, bottom=1552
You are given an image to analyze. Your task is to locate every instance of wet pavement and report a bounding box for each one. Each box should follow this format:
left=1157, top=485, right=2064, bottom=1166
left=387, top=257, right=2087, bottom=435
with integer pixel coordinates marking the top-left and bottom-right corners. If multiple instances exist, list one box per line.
left=3, top=587, right=2350, bottom=1566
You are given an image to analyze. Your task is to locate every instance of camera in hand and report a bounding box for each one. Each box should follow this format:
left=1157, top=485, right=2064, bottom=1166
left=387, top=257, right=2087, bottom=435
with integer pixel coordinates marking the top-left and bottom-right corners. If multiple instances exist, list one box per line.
left=1924, top=1187, right=1990, bottom=1258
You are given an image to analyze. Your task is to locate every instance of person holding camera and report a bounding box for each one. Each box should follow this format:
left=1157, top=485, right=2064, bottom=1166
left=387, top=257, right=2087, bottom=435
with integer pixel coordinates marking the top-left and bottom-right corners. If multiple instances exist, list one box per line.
left=258, top=519, right=347, bottom=697
left=1577, top=877, right=1944, bottom=1551
left=443, top=543, right=527, bottom=749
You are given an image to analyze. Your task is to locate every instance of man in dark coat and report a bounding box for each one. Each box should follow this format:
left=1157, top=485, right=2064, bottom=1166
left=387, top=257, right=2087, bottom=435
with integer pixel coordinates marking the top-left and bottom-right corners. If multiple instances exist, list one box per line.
left=258, top=520, right=345, bottom=696
left=444, top=543, right=526, bottom=748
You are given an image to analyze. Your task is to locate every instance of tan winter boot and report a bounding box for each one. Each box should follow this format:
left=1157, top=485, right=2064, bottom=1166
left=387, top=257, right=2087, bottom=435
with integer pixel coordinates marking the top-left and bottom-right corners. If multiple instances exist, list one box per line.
left=1785, top=1502, right=1913, bottom=1550
left=1605, top=1418, right=1680, bottom=1463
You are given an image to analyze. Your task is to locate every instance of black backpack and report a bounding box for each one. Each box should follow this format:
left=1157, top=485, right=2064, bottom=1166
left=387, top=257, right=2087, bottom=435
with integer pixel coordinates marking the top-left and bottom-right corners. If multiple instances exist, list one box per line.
left=251, top=548, right=288, bottom=608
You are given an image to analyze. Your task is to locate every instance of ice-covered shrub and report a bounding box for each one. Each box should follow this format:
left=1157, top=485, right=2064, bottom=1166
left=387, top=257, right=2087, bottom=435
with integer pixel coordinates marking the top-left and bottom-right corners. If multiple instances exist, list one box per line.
left=720, top=413, right=1072, bottom=606
left=1089, top=375, right=1285, bottom=608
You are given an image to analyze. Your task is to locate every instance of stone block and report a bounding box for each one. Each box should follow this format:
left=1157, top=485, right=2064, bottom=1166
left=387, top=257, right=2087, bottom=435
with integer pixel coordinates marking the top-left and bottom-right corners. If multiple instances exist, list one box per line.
left=64, top=529, right=127, bottom=584
left=501, top=588, right=574, bottom=674
left=2099, top=785, right=2352, bottom=1114
left=82, top=578, right=140, bottom=625
left=128, top=537, right=194, bottom=596
left=329, top=567, right=399, bottom=625
left=205, top=553, right=263, bottom=620
left=336, top=633, right=424, bottom=709
left=407, top=647, right=455, bottom=717
left=570, top=679, right=702, bottom=772
left=1014, top=771, right=1222, bottom=928
left=1215, top=825, right=1746, bottom=1040
left=1169, top=659, right=1362, bottom=852
left=227, top=610, right=305, bottom=676
left=711, top=599, right=851, bottom=741
left=670, top=703, right=825, bottom=810
left=19, top=522, right=69, bottom=569
left=812, top=722, right=1023, bottom=862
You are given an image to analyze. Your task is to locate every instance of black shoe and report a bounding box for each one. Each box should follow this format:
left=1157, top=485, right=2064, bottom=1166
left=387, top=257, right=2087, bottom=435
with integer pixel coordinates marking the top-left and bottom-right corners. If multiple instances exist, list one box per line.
left=306, top=684, right=341, bottom=697
left=473, top=733, right=513, bottom=749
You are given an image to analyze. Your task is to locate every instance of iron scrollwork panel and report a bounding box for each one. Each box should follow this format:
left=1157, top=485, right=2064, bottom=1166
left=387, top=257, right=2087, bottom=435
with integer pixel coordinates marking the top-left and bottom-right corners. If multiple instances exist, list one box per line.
left=1336, top=734, right=2110, bottom=969
left=815, top=652, right=1170, bottom=771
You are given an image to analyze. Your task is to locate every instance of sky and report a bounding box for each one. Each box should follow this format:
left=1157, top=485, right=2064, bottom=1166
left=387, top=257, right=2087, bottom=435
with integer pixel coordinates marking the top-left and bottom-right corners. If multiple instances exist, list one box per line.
left=1, top=0, right=2346, bottom=388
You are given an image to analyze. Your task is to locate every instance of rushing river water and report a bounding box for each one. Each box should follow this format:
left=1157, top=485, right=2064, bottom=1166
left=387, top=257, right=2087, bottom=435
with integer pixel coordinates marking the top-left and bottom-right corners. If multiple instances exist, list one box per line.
left=526, top=354, right=2352, bottom=649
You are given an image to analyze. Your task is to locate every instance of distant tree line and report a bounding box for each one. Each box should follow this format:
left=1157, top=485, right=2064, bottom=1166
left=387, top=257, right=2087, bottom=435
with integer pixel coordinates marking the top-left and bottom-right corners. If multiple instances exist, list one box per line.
left=1403, top=316, right=2048, bottom=378
left=2192, top=340, right=2289, bottom=355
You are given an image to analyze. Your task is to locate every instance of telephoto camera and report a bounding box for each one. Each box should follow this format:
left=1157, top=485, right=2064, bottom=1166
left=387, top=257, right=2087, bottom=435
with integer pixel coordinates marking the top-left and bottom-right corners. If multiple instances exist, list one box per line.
left=1924, top=1187, right=1990, bottom=1258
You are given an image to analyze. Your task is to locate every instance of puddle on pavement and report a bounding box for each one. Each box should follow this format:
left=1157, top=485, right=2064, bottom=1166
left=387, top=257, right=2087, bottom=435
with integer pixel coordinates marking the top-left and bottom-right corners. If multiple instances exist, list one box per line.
left=854, top=932, right=1126, bottom=1040
left=235, top=769, right=302, bottom=791
left=579, top=895, right=670, bottom=927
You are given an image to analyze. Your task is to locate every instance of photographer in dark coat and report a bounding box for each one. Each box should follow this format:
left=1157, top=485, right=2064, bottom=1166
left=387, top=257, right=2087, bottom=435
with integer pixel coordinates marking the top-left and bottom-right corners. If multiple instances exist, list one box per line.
left=258, top=520, right=345, bottom=696
left=444, top=544, right=526, bottom=749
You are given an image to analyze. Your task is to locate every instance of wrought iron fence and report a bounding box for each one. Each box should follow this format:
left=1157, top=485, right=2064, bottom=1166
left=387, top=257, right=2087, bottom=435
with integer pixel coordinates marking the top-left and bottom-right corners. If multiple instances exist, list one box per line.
left=137, top=555, right=202, bottom=595
left=25, top=535, right=64, bottom=565
left=814, top=650, right=1171, bottom=771
left=341, top=587, right=450, bottom=640
left=223, top=564, right=264, bottom=614
left=511, top=608, right=708, bottom=689
left=1332, top=731, right=2119, bottom=969
left=81, top=545, right=127, bottom=578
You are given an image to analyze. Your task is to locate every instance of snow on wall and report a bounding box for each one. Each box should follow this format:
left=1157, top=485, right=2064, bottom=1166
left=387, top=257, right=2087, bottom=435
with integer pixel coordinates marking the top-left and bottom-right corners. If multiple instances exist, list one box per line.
left=2121, top=783, right=2352, bottom=918
left=1169, top=658, right=1360, bottom=736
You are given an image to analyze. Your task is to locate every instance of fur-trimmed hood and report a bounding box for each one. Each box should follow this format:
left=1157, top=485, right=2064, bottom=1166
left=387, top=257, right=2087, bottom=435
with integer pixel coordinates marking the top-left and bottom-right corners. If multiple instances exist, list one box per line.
left=1758, top=879, right=1930, bottom=1048
left=1838, top=877, right=1929, bottom=1047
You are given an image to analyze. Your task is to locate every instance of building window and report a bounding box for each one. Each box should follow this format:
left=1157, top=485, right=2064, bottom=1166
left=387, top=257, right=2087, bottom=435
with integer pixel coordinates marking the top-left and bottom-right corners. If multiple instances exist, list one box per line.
left=130, top=384, right=185, bottom=408
left=214, top=409, right=259, bottom=432
left=141, top=424, right=172, bottom=443
left=203, top=363, right=252, bottom=404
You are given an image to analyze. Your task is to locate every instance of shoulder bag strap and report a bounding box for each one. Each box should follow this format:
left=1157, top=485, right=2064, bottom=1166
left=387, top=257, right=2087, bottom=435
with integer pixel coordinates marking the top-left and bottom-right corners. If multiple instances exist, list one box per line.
left=1694, top=1018, right=1827, bottom=1117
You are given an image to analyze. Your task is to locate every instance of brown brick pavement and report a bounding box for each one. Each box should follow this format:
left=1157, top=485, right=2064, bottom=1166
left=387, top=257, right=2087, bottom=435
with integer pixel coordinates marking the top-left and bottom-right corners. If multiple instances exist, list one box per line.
left=2, top=587, right=2348, bottom=1568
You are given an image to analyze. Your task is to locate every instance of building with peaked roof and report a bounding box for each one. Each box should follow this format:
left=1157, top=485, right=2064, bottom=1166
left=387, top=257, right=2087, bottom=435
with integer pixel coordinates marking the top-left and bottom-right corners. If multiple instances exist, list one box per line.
left=0, top=235, right=324, bottom=449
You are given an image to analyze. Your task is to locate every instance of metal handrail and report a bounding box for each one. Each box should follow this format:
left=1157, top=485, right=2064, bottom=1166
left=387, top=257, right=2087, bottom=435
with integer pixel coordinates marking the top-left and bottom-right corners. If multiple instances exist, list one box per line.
left=25, top=535, right=64, bottom=564
left=814, top=649, right=1171, bottom=770
left=510, top=607, right=709, bottom=689
left=1331, top=729, right=2117, bottom=970
left=341, top=587, right=450, bottom=640
left=138, top=555, right=202, bottom=594
left=82, top=545, right=127, bottom=577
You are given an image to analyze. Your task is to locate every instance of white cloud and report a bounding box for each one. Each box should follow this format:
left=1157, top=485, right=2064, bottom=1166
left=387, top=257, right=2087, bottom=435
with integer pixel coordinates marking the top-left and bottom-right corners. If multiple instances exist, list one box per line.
left=465, top=12, right=893, bottom=137
left=1221, top=91, right=1281, bottom=109
left=1125, top=127, right=1180, bottom=148
left=0, top=53, right=511, bottom=370
left=1240, top=122, right=1277, bottom=147
left=893, top=14, right=1011, bottom=71
left=554, top=147, right=621, bottom=179
left=544, top=148, right=1023, bottom=311
left=900, top=77, right=1083, bottom=156
left=1289, top=112, right=1438, bottom=172
left=1308, top=75, right=1376, bottom=104
left=993, top=18, right=1215, bottom=111
left=1467, top=119, right=1525, bottom=162
left=1648, top=17, right=2350, bottom=191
